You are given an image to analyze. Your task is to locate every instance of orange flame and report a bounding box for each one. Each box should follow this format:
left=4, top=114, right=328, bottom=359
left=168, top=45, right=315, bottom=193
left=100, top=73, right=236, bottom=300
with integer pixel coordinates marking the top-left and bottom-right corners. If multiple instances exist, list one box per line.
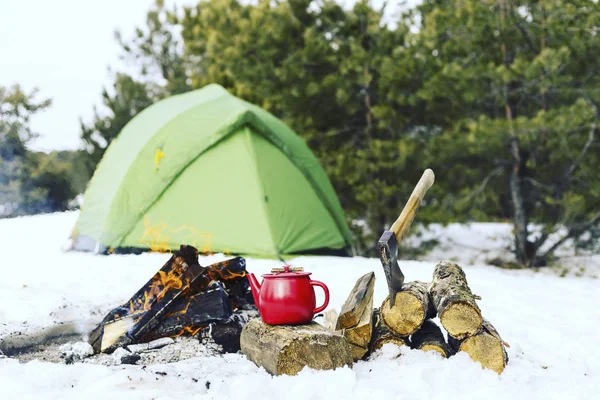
left=139, top=216, right=214, bottom=254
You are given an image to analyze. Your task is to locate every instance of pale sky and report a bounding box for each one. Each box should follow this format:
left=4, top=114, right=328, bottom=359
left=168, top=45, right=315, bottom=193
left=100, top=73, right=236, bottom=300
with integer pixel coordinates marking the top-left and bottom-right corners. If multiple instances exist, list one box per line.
left=0, top=0, right=410, bottom=152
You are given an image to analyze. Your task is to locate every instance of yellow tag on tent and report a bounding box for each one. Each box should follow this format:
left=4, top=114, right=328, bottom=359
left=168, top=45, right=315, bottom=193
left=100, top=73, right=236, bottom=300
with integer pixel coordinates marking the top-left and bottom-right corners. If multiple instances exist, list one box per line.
left=155, top=148, right=165, bottom=168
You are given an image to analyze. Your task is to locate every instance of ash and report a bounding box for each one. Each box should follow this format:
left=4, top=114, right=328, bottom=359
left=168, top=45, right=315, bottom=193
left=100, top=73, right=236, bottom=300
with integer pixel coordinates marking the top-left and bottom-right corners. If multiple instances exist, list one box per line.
left=88, top=336, right=223, bottom=366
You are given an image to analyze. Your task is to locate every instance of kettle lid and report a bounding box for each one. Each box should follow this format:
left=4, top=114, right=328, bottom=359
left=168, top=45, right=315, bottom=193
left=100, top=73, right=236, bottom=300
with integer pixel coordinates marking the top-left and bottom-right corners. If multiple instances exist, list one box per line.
left=262, top=265, right=312, bottom=278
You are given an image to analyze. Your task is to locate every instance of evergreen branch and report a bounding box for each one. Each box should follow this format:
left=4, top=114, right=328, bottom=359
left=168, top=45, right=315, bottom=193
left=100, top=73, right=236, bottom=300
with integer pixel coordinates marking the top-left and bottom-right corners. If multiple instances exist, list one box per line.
left=542, top=212, right=600, bottom=260
left=564, top=98, right=597, bottom=179
left=512, top=17, right=539, bottom=54
left=457, top=165, right=504, bottom=205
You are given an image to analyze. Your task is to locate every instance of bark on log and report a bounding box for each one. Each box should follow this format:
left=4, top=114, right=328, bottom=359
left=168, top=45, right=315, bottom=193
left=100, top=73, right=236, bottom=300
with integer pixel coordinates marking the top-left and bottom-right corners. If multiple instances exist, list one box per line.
left=369, top=309, right=409, bottom=353
left=380, top=281, right=435, bottom=336
left=448, top=318, right=509, bottom=374
left=240, top=319, right=353, bottom=376
left=410, top=320, right=450, bottom=358
left=336, top=272, right=375, bottom=330
left=429, top=261, right=482, bottom=339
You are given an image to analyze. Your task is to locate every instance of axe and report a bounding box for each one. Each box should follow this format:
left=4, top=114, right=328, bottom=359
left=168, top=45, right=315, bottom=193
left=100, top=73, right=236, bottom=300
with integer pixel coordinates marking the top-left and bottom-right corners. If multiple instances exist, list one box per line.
left=377, top=169, right=435, bottom=307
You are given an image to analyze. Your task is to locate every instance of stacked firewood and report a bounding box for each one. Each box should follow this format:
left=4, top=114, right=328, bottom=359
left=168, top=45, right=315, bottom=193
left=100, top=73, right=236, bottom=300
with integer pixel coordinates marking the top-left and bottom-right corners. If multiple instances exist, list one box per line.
left=335, top=261, right=509, bottom=374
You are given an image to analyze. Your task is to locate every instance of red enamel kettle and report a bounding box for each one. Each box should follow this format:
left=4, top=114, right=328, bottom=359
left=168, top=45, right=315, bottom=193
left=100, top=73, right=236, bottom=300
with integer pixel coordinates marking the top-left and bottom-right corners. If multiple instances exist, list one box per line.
left=247, top=265, right=330, bottom=325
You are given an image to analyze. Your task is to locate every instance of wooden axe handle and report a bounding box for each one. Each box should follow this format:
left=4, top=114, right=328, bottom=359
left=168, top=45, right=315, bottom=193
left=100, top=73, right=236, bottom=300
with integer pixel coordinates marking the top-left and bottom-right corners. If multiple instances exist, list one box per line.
left=390, top=169, right=435, bottom=245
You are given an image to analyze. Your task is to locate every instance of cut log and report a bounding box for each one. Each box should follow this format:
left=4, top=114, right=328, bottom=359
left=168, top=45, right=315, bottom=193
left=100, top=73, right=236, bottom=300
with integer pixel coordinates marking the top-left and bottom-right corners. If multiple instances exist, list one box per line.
left=344, top=289, right=374, bottom=349
left=139, top=281, right=231, bottom=342
left=448, top=318, right=509, bottom=374
left=410, top=320, right=450, bottom=358
left=349, top=343, right=368, bottom=361
left=429, top=261, right=482, bottom=339
left=380, top=281, right=435, bottom=336
left=336, top=272, right=375, bottom=330
left=369, top=309, right=409, bottom=353
left=240, top=319, right=353, bottom=376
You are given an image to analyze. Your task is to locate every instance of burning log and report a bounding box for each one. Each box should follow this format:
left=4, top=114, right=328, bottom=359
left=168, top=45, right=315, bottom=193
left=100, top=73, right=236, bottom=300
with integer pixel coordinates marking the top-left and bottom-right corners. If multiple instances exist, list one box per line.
left=369, top=309, right=409, bottom=353
left=88, top=246, right=251, bottom=354
left=429, top=261, right=482, bottom=339
left=204, top=301, right=260, bottom=353
left=448, top=318, right=509, bottom=374
left=88, top=245, right=204, bottom=353
left=380, top=281, right=435, bottom=336
left=410, top=320, right=451, bottom=358
left=240, top=319, right=353, bottom=376
left=140, top=282, right=231, bottom=342
left=336, top=272, right=375, bottom=330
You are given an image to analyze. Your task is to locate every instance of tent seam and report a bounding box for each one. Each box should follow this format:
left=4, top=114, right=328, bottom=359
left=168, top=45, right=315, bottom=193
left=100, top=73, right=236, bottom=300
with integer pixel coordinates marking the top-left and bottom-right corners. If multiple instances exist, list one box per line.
left=243, top=127, right=280, bottom=256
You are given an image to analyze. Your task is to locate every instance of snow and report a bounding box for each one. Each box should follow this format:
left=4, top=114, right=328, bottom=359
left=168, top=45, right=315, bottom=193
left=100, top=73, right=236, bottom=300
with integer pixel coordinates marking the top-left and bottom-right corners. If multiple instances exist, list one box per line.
left=1, top=211, right=599, bottom=399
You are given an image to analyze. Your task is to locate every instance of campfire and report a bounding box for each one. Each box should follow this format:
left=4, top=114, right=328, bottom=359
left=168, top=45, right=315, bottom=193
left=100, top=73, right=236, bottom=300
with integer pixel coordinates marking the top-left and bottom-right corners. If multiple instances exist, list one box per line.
left=88, top=244, right=256, bottom=355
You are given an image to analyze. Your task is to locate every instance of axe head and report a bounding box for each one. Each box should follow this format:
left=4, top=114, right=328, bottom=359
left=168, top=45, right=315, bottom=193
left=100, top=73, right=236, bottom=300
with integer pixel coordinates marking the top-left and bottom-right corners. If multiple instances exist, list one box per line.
left=377, top=230, right=404, bottom=307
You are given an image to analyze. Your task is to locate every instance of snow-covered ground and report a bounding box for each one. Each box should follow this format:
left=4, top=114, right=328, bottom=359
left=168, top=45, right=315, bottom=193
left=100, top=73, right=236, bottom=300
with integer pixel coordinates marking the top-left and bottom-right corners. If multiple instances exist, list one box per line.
left=1, top=211, right=598, bottom=399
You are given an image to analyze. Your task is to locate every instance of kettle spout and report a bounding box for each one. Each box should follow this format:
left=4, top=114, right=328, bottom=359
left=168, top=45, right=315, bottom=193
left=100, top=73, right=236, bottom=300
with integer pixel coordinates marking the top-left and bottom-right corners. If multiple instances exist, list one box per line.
left=247, top=273, right=261, bottom=308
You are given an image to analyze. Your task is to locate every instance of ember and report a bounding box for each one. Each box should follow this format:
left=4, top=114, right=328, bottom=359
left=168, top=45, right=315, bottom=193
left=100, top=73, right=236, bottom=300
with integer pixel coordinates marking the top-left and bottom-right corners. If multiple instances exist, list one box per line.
left=88, top=245, right=256, bottom=354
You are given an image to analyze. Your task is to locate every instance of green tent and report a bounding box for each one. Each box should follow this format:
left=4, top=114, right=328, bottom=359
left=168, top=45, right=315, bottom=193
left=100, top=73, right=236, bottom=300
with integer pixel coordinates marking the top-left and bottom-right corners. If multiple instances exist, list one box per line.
left=72, top=84, right=353, bottom=258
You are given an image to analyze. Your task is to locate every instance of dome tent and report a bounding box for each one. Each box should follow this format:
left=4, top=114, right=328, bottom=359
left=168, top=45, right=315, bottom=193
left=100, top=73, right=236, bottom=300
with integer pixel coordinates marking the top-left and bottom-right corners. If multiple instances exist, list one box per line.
left=72, top=84, right=353, bottom=258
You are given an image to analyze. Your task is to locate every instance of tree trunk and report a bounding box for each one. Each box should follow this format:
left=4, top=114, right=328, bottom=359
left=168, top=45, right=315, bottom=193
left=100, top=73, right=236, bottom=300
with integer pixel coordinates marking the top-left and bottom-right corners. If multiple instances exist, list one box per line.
left=448, top=318, right=509, bottom=374
left=429, top=262, right=482, bottom=339
left=369, top=309, right=409, bottom=353
left=240, top=319, right=353, bottom=376
left=410, top=320, right=451, bottom=358
left=380, top=281, right=435, bottom=336
left=499, top=0, right=530, bottom=267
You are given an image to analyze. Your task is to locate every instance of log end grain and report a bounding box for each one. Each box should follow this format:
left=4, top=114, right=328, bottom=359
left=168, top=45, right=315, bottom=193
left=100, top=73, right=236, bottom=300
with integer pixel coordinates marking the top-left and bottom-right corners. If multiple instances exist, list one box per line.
left=410, top=320, right=451, bottom=358
left=440, top=301, right=483, bottom=339
left=371, top=336, right=408, bottom=352
left=381, top=293, right=425, bottom=336
left=419, top=344, right=448, bottom=358
left=370, top=309, right=409, bottom=353
left=459, top=333, right=507, bottom=374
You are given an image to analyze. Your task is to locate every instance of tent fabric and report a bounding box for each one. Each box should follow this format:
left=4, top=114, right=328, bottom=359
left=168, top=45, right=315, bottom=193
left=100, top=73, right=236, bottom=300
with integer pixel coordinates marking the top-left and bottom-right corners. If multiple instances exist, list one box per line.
left=72, top=84, right=353, bottom=257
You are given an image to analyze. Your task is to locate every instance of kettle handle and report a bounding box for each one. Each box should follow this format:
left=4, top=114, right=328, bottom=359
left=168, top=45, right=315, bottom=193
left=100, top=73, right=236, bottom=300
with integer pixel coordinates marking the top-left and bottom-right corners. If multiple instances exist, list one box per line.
left=311, top=280, right=330, bottom=314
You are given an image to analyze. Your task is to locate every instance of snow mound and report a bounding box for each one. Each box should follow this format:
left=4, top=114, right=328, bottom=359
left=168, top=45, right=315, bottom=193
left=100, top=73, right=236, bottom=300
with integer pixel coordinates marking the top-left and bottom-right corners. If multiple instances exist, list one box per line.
left=0, top=211, right=598, bottom=399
